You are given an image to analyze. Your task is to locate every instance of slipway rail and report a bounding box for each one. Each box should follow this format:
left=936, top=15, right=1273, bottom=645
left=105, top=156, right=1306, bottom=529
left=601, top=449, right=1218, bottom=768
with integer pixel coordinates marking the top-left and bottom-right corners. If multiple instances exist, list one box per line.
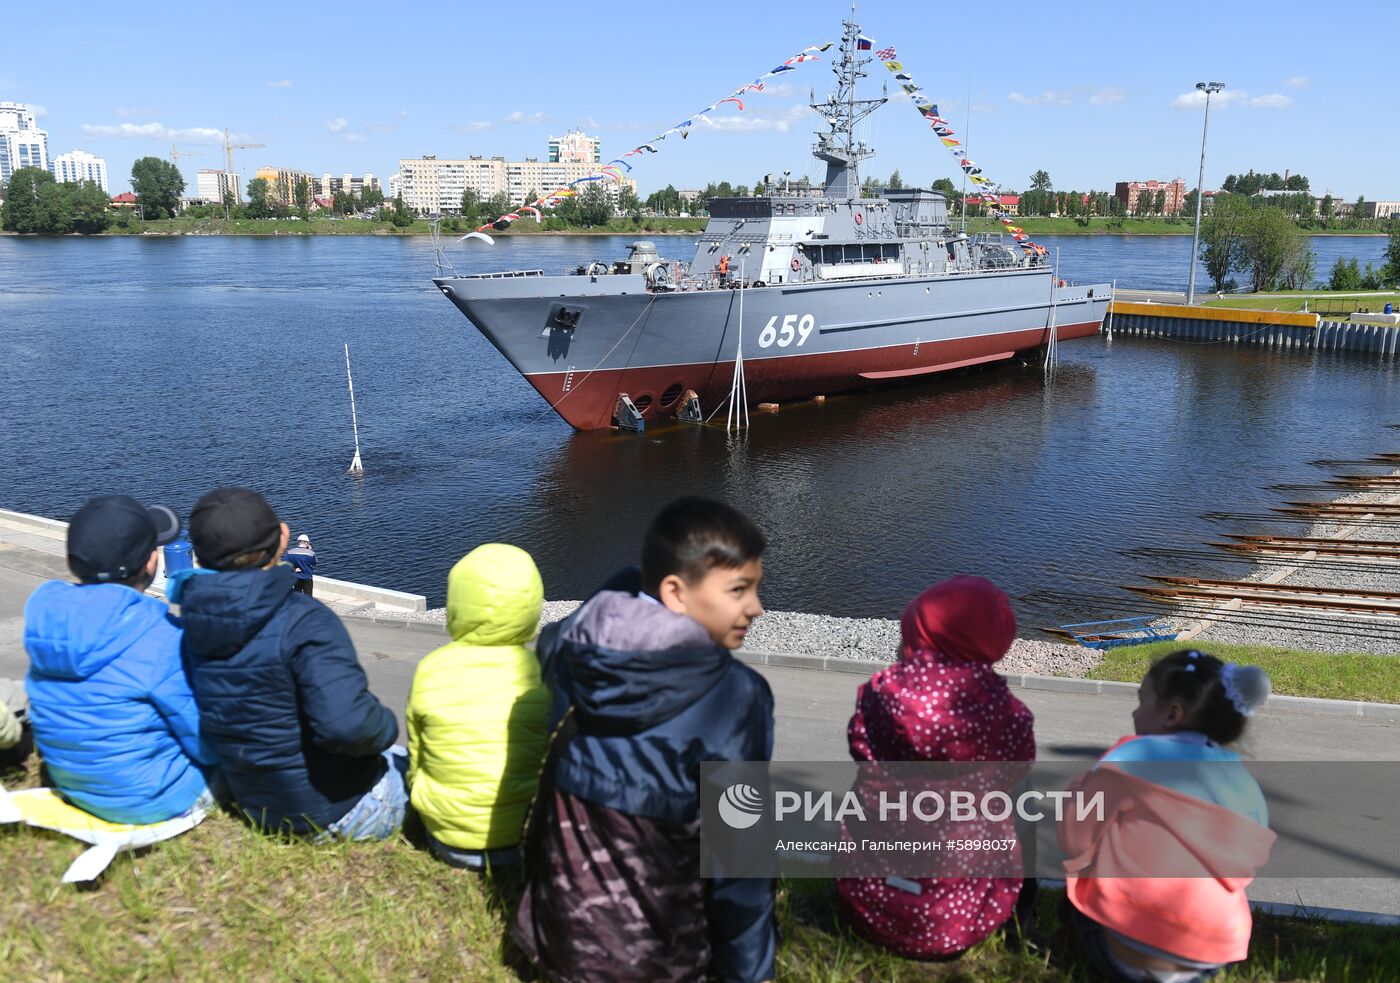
left=1131, top=577, right=1400, bottom=617
left=1215, top=535, right=1400, bottom=561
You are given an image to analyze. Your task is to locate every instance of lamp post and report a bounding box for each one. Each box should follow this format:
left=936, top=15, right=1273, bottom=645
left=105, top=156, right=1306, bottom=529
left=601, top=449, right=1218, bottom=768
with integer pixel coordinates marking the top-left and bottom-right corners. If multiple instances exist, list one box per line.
left=783, top=170, right=791, bottom=194
left=1186, top=81, right=1224, bottom=305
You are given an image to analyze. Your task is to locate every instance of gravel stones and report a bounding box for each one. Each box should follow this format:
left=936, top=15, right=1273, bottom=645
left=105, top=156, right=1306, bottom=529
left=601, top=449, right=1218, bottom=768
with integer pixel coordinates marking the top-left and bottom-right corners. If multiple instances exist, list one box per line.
left=368, top=600, right=1103, bottom=677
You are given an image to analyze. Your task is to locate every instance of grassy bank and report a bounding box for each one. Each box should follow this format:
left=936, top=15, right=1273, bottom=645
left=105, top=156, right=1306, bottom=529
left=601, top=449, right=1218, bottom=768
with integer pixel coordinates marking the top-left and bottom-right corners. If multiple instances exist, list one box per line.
left=1085, top=640, right=1400, bottom=704
left=1202, top=291, right=1399, bottom=314
left=962, top=216, right=1390, bottom=237
left=99, top=216, right=707, bottom=237
left=4, top=760, right=1397, bottom=983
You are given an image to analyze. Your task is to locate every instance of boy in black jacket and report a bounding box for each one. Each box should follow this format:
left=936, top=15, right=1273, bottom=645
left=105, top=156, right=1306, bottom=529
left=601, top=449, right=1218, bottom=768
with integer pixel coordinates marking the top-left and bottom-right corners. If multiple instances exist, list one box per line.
left=173, top=487, right=404, bottom=840
left=514, top=496, right=776, bottom=983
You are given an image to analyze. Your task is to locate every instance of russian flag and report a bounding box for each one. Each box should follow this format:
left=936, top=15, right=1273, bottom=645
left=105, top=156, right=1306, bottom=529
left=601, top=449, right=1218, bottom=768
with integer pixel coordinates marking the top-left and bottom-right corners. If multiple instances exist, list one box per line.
left=856, top=34, right=873, bottom=50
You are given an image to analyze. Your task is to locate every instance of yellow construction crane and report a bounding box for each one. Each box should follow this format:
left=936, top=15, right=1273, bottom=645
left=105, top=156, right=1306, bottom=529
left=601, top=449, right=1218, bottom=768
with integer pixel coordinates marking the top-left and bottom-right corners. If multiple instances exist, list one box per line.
left=169, top=144, right=201, bottom=164
left=222, top=128, right=266, bottom=203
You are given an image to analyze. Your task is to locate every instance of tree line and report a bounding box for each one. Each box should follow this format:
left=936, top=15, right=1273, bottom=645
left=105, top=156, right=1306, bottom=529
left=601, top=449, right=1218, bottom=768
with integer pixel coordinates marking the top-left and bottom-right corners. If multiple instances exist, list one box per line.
left=1198, top=195, right=1399, bottom=292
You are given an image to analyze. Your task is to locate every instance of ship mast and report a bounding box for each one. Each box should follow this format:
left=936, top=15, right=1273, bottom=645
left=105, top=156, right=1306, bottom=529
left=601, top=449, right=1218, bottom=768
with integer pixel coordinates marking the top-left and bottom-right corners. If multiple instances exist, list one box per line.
left=811, top=17, right=887, bottom=200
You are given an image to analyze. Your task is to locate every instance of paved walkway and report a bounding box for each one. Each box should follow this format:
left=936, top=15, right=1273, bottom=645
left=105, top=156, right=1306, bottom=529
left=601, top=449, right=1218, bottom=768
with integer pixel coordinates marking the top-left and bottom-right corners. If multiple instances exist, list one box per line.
left=2, top=524, right=1397, bottom=917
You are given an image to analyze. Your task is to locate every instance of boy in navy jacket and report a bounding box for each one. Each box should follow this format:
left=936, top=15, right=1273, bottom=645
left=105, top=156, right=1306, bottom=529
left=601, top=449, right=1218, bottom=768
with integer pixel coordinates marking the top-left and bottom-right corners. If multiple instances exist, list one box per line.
left=173, top=488, right=403, bottom=839
left=514, top=496, right=776, bottom=983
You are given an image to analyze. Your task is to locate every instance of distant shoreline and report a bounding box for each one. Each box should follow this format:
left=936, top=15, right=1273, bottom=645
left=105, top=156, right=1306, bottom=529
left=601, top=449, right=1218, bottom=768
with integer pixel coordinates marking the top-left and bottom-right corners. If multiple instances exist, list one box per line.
left=1, top=228, right=1387, bottom=239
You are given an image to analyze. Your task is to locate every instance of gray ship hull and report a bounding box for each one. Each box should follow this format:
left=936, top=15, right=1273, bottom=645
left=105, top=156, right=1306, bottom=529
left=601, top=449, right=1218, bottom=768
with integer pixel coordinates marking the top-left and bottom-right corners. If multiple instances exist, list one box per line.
left=434, top=266, right=1109, bottom=430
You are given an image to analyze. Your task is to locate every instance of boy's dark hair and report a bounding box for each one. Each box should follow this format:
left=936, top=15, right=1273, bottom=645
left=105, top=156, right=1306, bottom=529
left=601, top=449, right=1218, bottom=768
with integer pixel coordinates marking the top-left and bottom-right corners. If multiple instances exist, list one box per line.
left=1144, top=650, right=1271, bottom=745
left=641, top=496, right=766, bottom=598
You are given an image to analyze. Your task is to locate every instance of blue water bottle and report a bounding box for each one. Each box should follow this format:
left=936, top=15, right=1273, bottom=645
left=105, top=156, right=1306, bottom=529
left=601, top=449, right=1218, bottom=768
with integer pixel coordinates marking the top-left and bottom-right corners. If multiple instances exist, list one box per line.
left=163, top=534, right=194, bottom=576
left=1386, top=303, right=1394, bottom=315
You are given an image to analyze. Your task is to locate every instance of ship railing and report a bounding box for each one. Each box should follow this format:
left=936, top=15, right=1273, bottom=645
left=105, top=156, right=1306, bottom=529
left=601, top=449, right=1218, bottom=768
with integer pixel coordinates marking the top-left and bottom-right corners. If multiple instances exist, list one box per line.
left=451, top=269, right=546, bottom=280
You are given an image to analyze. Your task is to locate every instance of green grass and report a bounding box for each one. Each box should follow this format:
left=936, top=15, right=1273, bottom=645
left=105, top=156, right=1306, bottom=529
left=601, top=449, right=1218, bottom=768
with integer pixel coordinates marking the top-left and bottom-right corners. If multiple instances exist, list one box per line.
left=1202, top=292, right=1399, bottom=314
left=4, top=754, right=1398, bottom=981
left=102, top=216, right=707, bottom=237
left=1086, top=640, right=1400, bottom=704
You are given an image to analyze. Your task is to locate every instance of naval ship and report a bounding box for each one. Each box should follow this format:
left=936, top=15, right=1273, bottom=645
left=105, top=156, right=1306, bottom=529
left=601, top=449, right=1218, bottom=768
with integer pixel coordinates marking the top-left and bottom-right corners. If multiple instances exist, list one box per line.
left=434, top=23, right=1111, bottom=431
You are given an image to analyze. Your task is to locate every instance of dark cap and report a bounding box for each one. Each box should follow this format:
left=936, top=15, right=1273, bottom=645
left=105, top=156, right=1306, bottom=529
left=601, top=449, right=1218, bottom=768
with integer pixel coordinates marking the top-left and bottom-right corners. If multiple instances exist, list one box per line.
left=68, top=495, right=181, bottom=584
left=188, top=487, right=282, bottom=571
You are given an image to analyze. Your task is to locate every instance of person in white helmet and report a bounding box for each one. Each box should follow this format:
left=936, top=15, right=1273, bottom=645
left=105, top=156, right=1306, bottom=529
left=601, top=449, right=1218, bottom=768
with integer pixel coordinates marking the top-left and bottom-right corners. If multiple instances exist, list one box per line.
left=284, top=533, right=317, bottom=596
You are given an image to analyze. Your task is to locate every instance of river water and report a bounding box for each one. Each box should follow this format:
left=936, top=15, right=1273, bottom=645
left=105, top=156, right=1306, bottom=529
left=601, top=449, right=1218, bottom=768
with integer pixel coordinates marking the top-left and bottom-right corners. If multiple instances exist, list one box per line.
left=0, top=234, right=1394, bottom=628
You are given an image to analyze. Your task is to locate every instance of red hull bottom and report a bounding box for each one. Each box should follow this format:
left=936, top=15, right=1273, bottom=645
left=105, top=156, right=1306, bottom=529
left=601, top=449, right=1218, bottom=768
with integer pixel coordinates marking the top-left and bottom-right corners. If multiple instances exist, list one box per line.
left=525, top=320, right=1101, bottom=430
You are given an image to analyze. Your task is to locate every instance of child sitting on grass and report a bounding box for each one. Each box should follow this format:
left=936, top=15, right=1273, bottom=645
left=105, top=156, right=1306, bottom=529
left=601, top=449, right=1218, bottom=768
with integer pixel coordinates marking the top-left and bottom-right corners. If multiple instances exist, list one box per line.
left=836, top=576, right=1036, bottom=959
left=1059, top=650, right=1275, bottom=983
left=407, top=543, right=549, bottom=871
left=513, top=496, right=775, bottom=983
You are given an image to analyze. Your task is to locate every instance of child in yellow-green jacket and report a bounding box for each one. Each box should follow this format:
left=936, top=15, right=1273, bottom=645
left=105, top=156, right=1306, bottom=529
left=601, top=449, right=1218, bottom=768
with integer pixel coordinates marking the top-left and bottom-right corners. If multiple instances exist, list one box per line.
left=407, top=543, right=549, bottom=870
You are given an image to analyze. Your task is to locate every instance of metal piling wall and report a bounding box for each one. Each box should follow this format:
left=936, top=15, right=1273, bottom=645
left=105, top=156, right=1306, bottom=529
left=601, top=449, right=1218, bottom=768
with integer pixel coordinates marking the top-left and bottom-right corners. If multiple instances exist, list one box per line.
left=1108, top=301, right=1400, bottom=358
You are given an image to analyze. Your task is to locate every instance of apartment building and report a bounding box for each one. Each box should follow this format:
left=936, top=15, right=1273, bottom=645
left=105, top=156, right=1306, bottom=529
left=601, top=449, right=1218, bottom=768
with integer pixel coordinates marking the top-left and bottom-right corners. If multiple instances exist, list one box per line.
left=52, top=149, right=108, bottom=191
left=1114, top=178, right=1187, bottom=215
left=0, top=101, right=50, bottom=183
left=396, top=153, right=635, bottom=215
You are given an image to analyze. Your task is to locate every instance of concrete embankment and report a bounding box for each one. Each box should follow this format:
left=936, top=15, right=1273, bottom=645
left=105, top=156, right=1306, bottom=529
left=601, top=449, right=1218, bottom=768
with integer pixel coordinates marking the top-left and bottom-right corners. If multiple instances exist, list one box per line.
left=1108, top=300, right=1400, bottom=356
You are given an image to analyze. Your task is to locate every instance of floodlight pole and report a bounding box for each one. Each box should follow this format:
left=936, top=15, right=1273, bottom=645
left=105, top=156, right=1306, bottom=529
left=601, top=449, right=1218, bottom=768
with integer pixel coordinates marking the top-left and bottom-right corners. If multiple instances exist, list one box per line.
left=1186, top=81, right=1224, bottom=306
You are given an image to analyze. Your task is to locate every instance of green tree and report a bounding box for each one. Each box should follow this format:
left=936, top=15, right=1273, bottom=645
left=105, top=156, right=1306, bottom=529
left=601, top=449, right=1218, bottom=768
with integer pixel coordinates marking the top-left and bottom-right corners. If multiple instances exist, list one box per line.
left=66, top=181, right=113, bottom=234
left=1384, top=225, right=1400, bottom=285
left=1354, top=195, right=1366, bottom=219
left=1280, top=241, right=1315, bottom=290
left=1029, top=169, right=1052, bottom=192
left=130, top=156, right=185, bottom=218
left=360, top=185, right=384, bottom=210
left=1199, top=194, right=1251, bottom=292
left=1, top=167, right=56, bottom=232
left=1154, top=189, right=1167, bottom=214
left=887, top=169, right=904, bottom=190
left=1240, top=207, right=1302, bottom=291
left=460, top=187, right=479, bottom=218
left=390, top=195, right=415, bottom=227
left=293, top=176, right=311, bottom=211
left=575, top=182, right=612, bottom=226
left=1319, top=194, right=1334, bottom=222
left=617, top=185, right=640, bottom=215
left=244, top=177, right=275, bottom=219
left=930, top=177, right=961, bottom=211
left=860, top=176, right=881, bottom=197
left=1329, top=256, right=1362, bottom=291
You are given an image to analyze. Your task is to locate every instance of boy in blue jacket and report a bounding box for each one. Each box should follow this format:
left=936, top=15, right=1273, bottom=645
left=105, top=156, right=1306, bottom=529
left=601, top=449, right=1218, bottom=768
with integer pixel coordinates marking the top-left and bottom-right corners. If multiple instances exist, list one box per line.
left=24, top=495, right=217, bottom=824
left=172, top=487, right=403, bottom=840
left=513, top=496, right=776, bottom=983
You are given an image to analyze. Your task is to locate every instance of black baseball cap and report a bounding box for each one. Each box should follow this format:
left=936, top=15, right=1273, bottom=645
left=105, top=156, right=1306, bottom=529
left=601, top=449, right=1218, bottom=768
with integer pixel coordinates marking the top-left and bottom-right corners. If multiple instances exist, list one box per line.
left=188, top=487, right=282, bottom=571
left=68, top=495, right=181, bottom=584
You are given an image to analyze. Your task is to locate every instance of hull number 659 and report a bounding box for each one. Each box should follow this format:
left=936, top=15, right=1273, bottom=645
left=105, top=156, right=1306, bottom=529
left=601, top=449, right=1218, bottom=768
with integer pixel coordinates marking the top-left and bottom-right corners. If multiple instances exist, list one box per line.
left=758, top=314, right=816, bottom=349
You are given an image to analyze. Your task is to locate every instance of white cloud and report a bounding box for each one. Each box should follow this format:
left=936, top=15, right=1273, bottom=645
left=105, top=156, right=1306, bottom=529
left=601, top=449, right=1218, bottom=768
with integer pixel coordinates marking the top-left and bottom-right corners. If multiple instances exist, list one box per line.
left=80, top=121, right=225, bottom=143
left=345, top=132, right=368, bottom=143
left=267, top=79, right=292, bottom=88
left=326, top=117, right=349, bottom=133
left=456, top=121, right=495, bottom=133
left=1285, top=76, right=1309, bottom=88
left=30, top=104, right=48, bottom=118
left=698, top=104, right=811, bottom=133
left=579, top=116, right=601, bottom=129
left=1171, top=89, right=1291, bottom=110
left=1007, top=91, right=1072, bottom=106
left=1089, top=86, right=1126, bottom=105
left=754, top=81, right=798, bottom=98
left=504, top=110, right=547, bottom=125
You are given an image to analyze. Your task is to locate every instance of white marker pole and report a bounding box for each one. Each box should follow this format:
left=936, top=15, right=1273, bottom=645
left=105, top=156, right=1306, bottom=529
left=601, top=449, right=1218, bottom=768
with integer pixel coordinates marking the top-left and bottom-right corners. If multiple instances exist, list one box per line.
left=345, top=343, right=365, bottom=474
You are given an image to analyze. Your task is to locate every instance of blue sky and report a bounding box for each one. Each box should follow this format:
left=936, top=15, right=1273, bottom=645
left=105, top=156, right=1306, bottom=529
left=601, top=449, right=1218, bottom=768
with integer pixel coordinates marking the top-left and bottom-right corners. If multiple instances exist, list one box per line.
left=5, top=0, right=1397, bottom=200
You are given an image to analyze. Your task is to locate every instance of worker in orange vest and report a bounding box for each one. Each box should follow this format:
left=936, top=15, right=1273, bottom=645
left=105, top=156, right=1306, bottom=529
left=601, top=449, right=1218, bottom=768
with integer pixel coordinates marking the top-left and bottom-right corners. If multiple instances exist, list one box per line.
left=718, top=254, right=730, bottom=284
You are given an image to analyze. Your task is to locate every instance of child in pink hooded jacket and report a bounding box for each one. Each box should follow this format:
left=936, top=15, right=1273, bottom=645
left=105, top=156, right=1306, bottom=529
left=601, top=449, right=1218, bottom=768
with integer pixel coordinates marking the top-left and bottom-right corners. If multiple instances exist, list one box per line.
left=836, top=576, right=1036, bottom=959
left=1059, top=650, right=1275, bottom=982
